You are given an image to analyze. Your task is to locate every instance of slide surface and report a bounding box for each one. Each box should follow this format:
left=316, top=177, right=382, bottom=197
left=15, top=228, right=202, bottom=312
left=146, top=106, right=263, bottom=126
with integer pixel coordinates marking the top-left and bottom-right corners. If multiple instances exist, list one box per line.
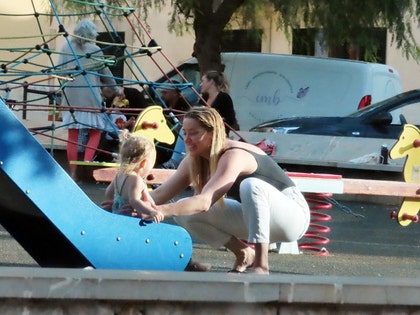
left=0, top=99, right=192, bottom=270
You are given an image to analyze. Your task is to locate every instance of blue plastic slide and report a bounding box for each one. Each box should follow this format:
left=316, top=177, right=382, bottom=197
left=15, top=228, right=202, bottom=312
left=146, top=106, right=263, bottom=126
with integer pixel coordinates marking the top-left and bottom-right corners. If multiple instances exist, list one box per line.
left=0, top=98, right=192, bottom=270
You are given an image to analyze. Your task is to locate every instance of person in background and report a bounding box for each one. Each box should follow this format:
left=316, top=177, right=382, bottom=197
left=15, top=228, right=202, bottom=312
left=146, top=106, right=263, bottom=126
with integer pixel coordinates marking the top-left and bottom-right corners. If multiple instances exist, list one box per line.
left=200, top=70, right=239, bottom=135
left=158, top=82, right=191, bottom=169
left=149, top=107, right=310, bottom=274
left=59, top=19, right=119, bottom=181
left=160, top=72, right=241, bottom=170
left=101, top=85, right=148, bottom=122
left=103, top=103, right=134, bottom=138
left=104, top=130, right=164, bottom=223
left=96, top=85, right=149, bottom=162
left=159, top=82, right=191, bottom=113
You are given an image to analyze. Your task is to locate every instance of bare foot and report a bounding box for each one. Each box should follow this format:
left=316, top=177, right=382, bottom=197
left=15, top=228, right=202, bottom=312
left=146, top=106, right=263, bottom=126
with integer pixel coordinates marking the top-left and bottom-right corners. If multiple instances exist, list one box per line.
left=231, top=247, right=255, bottom=273
left=251, top=266, right=269, bottom=275
left=185, top=259, right=211, bottom=272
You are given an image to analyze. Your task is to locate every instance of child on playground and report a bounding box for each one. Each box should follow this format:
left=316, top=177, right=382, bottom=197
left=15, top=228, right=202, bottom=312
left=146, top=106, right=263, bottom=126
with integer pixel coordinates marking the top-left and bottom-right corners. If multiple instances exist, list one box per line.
left=105, top=130, right=164, bottom=223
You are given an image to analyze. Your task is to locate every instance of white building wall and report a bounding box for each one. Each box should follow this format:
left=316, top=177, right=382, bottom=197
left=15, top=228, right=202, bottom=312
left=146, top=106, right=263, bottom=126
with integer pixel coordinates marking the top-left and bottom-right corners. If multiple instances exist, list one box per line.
left=386, top=24, right=420, bottom=91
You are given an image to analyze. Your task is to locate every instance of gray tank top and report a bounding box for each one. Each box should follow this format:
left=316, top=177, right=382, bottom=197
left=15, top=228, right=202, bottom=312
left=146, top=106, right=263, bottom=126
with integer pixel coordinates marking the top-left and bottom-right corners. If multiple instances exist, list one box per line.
left=224, top=147, right=295, bottom=202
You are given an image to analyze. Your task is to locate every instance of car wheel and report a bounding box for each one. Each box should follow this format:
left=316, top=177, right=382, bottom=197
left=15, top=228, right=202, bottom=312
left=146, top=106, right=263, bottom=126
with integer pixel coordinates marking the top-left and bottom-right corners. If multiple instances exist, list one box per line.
left=400, top=114, right=407, bottom=125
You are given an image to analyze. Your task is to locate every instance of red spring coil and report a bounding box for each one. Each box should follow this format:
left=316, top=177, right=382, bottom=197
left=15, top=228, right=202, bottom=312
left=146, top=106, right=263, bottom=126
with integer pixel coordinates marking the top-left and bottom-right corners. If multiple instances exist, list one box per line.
left=299, top=193, right=333, bottom=256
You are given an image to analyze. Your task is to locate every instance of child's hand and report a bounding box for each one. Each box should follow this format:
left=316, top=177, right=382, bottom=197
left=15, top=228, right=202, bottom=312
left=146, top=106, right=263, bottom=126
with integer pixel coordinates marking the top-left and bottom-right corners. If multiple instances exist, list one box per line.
left=100, top=200, right=114, bottom=212
left=115, top=117, right=126, bottom=129
left=127, top=117, right=136, bottom=129
left=115, top=204, right=135, bottom=216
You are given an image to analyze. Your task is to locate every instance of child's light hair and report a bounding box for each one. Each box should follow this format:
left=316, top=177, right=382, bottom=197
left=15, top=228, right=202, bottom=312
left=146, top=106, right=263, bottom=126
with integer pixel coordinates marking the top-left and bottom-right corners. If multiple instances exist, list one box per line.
left=118, top=130, right=155, bottom=174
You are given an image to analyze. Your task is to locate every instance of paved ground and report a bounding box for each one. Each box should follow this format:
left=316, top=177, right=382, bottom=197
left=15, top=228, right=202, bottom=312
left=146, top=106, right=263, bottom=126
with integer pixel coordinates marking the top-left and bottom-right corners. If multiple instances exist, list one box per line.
left=0, top=179, right=419, bottom=277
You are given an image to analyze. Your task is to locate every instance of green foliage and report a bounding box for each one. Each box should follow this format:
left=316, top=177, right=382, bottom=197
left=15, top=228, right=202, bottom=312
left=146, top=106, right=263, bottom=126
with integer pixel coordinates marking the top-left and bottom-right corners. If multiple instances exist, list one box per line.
left=166, top=0, right=195, bottom=36
left=273, top=0, right=420, bottom=61
left=48, top=0, right=156, bottom=20
left=164, top=0, right=420, bottom=62
left=47, top=0, right=420, bottom=62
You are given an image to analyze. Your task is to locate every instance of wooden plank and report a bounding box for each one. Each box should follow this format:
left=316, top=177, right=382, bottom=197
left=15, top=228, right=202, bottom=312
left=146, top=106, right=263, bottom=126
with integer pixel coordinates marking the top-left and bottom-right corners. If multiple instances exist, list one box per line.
left=70, top=161, right=120, bottom=168
left=93, top=168, right=176, bottom=185
left=342, top=178, right=420, bottom=198
left=287, top=172, right=344, bottom=194
left=93, top=168, right=420, bottom=198
left=288, top=174, right=420, bottom=197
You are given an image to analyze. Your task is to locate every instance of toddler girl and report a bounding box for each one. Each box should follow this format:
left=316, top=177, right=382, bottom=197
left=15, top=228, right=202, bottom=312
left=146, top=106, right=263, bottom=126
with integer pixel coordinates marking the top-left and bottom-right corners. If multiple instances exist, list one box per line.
left=105, top=130, right=164, bottom=223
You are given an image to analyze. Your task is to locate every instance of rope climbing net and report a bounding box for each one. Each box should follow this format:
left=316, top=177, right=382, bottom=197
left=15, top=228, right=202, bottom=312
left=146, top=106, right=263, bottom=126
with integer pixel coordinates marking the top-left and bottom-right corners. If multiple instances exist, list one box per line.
left=0, top=0, right=199, bottom=157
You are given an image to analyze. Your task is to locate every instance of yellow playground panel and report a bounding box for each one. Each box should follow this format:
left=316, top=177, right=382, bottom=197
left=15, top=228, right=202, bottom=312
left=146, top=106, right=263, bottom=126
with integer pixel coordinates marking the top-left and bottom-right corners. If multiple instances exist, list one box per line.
left=389, top=124, right=420, bottom=226
left=131, top=105, right=175, bottom=145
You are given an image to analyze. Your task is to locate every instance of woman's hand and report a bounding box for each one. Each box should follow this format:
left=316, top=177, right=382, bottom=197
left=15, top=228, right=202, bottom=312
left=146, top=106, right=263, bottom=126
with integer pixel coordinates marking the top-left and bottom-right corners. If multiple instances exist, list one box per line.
left=116, top=203, right=135, bottom=216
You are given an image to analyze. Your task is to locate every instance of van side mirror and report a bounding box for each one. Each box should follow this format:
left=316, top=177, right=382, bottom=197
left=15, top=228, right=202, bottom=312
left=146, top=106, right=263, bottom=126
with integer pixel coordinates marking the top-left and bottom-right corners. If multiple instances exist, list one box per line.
left=371, top=112, right=393, bottom=125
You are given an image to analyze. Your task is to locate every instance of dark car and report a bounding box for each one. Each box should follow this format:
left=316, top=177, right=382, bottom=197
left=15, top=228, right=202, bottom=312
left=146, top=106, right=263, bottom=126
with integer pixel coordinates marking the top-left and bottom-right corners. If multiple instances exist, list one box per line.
left=250, top=89, right=420, bottom=139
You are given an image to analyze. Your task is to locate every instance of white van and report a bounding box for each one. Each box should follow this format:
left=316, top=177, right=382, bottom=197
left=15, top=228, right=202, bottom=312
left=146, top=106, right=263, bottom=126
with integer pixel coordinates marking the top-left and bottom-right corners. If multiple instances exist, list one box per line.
left=159, top=52, right=402, bottom=130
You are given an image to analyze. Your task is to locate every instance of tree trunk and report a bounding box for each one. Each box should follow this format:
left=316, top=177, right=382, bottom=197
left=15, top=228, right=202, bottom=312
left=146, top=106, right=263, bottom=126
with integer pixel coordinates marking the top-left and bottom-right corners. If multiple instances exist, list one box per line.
left=192, top=0, right=245, bottom=74
left=193, top=20, right=224, bottom=73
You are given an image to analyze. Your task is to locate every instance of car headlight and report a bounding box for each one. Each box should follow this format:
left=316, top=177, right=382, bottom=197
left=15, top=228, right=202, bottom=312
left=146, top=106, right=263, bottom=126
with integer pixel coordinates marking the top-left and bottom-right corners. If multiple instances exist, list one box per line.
left=250, top=126, right=300, bottom=133
left=251, top=127, right=275, bottom=132
left=271, top=127, right=299, bottom=134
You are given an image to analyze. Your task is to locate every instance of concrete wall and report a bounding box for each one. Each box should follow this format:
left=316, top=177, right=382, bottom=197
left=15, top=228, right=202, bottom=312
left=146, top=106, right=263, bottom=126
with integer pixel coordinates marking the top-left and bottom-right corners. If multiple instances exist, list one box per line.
left=0, top=267, right=418, bottom=315
left=387, top=25, right=420, bottom=91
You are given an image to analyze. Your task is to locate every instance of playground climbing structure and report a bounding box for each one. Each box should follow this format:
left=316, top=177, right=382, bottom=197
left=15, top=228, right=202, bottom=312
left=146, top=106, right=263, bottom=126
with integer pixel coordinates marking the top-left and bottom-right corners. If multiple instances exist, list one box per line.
left=0, top=0, right=198, bottom=158
left=0, top=0, right=197, bottom=270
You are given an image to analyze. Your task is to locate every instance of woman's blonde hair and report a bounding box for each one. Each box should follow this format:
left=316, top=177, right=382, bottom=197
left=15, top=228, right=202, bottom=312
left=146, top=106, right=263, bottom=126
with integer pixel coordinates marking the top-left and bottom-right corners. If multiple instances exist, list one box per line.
left=203, top=70, right=230, bottom=93
left=184, top=106, right=226, bottom=195
left=117, top=130, right=155, bottom=175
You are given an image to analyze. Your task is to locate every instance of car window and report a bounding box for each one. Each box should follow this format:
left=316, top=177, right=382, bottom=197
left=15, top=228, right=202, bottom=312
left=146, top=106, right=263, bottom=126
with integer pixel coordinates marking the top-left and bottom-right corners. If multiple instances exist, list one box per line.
left=164, top=65, right=201, bottom=105
left=389, top=101, right=420, bottom=125
left=348, top=92, right=416, bottom=118
left=348, top=100, right=386, bottom=117
left=150, top=63, right=200, bottom=103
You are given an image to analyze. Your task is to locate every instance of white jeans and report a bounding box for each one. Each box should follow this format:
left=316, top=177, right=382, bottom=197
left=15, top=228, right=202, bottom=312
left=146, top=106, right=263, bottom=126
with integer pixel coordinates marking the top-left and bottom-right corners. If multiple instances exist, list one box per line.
left=174, top=178, right=310, bottom=248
